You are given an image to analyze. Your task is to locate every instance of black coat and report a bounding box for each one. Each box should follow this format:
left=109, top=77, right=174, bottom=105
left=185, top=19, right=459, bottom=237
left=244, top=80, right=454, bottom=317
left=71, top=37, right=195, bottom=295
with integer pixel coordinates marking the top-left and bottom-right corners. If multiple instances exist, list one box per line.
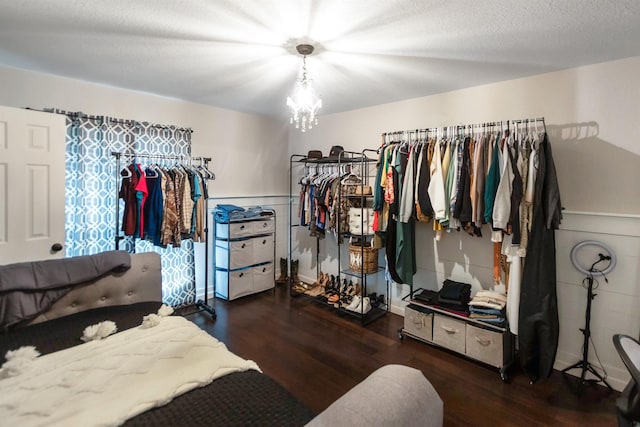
left=518, top=134, right=562, bottom=383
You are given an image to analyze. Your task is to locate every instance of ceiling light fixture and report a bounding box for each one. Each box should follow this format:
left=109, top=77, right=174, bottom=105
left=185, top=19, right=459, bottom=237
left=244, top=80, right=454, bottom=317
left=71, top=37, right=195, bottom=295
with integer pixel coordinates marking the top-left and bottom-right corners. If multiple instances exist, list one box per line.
left=286, top=44, right=322, bottom=132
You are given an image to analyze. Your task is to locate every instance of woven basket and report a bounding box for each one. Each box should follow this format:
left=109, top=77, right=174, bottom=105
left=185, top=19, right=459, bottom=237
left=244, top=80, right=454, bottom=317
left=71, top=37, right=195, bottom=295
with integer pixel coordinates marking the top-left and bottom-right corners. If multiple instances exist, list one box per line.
left=349, top=243, right=378, bottom=274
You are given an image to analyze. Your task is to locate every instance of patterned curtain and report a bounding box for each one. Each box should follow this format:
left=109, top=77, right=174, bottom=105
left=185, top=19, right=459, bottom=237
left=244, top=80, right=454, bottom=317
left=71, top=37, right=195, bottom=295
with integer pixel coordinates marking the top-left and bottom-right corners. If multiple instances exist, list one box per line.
left=63, top=112, right=196, bottom=307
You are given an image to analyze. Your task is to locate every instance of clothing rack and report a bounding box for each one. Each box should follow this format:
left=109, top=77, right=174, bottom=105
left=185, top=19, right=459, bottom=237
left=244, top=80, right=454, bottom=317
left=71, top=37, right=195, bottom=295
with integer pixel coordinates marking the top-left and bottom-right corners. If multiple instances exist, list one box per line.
left=111, top=151, right=216, bottom=319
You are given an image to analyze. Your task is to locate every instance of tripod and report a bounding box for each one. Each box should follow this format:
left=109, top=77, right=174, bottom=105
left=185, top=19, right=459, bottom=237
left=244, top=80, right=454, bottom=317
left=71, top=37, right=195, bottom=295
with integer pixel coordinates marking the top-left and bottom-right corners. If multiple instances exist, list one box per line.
left=562, top=257, right=613, bottom=392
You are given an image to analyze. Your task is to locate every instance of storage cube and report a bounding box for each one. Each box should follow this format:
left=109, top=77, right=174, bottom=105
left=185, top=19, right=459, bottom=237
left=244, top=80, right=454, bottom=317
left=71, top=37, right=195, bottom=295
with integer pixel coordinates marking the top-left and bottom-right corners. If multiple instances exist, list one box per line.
left=404, top=304, right=433, bottom=342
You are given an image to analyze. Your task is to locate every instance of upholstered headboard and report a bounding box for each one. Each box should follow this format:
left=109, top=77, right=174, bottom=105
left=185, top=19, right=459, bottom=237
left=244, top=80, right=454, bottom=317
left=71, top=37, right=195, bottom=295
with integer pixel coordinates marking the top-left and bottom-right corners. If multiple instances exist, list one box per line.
left=27, top=252, right=163, bottom=325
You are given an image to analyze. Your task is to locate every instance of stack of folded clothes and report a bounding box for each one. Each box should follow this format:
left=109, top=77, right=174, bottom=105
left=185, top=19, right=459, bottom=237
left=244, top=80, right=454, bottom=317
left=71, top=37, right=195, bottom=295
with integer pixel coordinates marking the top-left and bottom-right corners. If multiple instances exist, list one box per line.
left=413, top=289, right=439, bottom=305
left=214, top=204, right=271, bottom=222
left=436, top=280, right=472, bottom=315
left=468, top=290, right=507, bottom=326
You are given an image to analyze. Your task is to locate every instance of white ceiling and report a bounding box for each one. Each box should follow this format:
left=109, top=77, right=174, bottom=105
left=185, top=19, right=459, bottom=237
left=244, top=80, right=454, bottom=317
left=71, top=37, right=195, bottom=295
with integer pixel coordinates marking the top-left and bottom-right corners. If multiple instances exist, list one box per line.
left=1, top=0, right=639, bottom=118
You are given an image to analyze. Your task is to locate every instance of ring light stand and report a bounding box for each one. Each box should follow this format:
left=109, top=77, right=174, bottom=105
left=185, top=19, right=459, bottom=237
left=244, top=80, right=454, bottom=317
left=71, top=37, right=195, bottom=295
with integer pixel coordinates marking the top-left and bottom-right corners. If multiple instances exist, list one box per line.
left=562, top=240, right=616, bottom=392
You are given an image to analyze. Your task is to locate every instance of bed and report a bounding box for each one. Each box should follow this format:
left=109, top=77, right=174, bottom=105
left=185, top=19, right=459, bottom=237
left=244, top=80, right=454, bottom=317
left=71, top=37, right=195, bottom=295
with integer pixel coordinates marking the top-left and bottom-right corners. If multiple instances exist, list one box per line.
left=0, top=251, right=443, bottom=427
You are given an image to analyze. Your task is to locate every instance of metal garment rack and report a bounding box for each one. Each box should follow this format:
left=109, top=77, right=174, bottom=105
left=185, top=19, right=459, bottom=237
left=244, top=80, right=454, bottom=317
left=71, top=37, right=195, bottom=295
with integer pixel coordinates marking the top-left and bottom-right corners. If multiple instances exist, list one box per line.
left=112, top=151, right=216, bottom=319
left=382, top=116, right=547, bottom=301
left=288, top=150, right=388, bottom=325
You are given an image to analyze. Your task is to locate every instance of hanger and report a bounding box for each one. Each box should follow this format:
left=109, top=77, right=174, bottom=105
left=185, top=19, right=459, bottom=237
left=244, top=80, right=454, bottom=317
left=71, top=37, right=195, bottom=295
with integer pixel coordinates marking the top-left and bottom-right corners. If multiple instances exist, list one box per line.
left=340, top=164, right=362, bottom=184
left=120, top=166, right=132, bottom=178
left=196, top=157, right=216, bottom=180
left=144, top=157, right=159, bottom=178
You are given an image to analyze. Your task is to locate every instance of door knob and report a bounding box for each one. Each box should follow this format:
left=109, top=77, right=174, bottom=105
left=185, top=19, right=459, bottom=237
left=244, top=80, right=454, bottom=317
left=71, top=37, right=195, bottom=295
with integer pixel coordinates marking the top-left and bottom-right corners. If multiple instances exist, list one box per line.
left=51, top=243, right=63, bottom=252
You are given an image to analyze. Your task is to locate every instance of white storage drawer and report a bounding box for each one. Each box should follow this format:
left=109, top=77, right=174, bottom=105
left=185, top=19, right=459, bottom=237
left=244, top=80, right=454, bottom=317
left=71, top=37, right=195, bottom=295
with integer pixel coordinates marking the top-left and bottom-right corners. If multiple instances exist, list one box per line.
left=216, top=218, right=274, bottom=238
left=466, top=324, right=504, bottom=368
left=216, top=221, right=254, bottom=239
left=216, top=268, right=253, bottom=300
left=215, top=236, right=273, bottom=270
left=253, top=263, right=274, bottom=292
left=404, top=305, right=433, bottom=342
left=252, top=218, right=274, bottom=234
left=215, top=239, right=253, bottom=270
left=433, top=314, right=466, bottom=354
left=252, top=236, right=274, bottom=264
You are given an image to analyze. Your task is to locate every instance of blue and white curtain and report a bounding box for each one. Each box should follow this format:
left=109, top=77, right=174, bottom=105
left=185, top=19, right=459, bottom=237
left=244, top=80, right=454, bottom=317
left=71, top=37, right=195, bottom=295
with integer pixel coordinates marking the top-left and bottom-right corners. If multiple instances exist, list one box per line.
left=63, top=112, right=196, bottom=307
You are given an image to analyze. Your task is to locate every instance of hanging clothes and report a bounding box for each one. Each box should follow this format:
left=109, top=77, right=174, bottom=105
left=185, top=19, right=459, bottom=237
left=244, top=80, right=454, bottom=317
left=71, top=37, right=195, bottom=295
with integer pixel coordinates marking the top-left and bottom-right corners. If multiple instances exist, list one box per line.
left=453, top=136, right=472, bottom=228
left=443, top=138, right=458, bottom=229
left=507, top=142, right=524, bottom=245
left=134, top=164, right=149, bottom=239
left=160, top=169, right=182, bottom=247
left=414, top=142, right=433, bottom=222
left=471, top=133, right=488, bottom=234
left=484, top=132, right=502, bottom=224
left=119, top=160, right=211, bottom=248
left=492, top=133, right=515, bottom=234
left=518, top=134, right=562, bottom=383
left=396, top=145, right=417, bottom=285
left=144, top=167, right=164, bottom=246
left=297, top=163, right=363, bottom=240
left=428, top=138, right=446, bottom=222
left=373, top=119, right=559, bottom=350
left=119, top=164, right=139, bottom=237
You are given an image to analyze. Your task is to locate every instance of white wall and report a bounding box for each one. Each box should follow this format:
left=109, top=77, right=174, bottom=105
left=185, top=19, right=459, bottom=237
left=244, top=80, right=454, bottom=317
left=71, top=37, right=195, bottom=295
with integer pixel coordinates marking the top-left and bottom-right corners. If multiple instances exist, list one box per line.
left=288, top=56, right=640, bottom=390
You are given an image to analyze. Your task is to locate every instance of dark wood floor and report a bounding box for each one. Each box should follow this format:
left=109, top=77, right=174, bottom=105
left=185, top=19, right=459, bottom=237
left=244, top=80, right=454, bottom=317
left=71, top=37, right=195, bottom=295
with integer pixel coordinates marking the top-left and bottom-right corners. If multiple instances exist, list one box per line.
left=185, top=285, right=618, bottom=427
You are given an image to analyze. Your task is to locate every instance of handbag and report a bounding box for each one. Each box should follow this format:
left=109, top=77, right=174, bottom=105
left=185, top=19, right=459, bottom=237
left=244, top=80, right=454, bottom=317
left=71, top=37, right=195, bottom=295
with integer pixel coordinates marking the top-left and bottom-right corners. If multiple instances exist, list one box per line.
left=354, top=185, right=372, bottom=196
left=348, top=207, right=374, bottom=235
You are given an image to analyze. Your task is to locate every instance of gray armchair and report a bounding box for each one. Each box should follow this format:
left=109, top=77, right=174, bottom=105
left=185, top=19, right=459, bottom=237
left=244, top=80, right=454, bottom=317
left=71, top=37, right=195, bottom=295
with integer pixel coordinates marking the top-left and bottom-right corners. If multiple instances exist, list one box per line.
left=306, top=364, right=443, bottom=427
left=613, top=334, right=640, bottom=426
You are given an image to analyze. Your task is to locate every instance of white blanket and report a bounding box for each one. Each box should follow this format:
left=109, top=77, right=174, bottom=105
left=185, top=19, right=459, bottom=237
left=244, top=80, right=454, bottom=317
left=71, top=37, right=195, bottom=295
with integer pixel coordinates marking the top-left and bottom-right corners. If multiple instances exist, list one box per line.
left=0, top=316, right=260, bottom=427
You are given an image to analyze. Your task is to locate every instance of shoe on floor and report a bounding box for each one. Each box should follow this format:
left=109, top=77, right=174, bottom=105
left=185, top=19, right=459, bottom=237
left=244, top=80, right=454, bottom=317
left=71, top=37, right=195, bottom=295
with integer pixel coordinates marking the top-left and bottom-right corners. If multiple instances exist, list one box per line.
left=345, top=295, right=361, bottom=311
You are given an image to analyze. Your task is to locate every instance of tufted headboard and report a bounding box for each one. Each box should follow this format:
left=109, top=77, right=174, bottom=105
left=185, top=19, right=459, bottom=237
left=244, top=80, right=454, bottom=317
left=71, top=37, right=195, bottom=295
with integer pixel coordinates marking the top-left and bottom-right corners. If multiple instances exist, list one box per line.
left=27, top=252, right=163, bottom=326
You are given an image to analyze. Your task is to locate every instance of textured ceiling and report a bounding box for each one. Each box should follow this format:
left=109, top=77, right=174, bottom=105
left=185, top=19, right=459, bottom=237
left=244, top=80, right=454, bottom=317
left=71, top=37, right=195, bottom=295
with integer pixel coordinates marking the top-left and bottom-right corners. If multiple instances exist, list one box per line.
left=1, top=0, right=639, bottom=118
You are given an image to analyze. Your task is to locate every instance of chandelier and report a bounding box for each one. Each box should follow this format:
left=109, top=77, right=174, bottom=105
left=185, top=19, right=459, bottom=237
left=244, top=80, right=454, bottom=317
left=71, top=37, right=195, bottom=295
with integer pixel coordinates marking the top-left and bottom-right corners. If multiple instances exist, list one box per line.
left=286, top=44, right=322, bottom=132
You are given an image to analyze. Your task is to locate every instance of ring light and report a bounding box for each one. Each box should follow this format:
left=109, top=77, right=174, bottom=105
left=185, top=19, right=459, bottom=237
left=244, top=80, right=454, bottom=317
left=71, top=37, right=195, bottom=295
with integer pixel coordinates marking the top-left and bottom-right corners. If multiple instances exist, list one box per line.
left=569, top=240, right=616, bottom=276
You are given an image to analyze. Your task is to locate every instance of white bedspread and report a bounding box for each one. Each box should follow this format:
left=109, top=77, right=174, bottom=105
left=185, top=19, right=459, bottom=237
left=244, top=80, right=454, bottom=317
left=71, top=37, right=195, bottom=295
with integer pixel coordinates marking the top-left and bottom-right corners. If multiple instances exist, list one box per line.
left=0, top=316, right=260, bottom=427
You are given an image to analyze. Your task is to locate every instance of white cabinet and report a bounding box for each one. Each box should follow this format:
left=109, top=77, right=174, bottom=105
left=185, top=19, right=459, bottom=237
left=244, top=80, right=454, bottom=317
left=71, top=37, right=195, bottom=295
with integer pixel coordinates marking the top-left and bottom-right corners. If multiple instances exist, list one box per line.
left=214, top=214, right=275, bottom=301
left=401, top=302, right=514, bottom=380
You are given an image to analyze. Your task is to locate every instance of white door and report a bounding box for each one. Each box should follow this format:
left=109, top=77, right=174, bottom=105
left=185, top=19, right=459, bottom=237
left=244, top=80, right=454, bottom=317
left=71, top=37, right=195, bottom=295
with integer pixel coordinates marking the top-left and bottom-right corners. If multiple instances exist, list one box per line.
left=0, top=106, right=66, bottom=264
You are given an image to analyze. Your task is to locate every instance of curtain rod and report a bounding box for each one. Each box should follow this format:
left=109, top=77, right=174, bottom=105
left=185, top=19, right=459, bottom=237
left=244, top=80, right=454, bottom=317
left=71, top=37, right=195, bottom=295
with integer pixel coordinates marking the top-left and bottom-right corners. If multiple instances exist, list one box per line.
left=382, top=116, right=546, bottom=137
left=111, top=151, right=211, bottom=162
left=37, top=108, right=194, bottom=133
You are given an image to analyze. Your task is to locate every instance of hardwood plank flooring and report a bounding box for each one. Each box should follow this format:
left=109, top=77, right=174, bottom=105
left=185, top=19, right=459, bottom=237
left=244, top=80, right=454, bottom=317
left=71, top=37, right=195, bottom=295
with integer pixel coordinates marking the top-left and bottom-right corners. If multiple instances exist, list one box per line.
left=185, top=285, right=618, bottom=426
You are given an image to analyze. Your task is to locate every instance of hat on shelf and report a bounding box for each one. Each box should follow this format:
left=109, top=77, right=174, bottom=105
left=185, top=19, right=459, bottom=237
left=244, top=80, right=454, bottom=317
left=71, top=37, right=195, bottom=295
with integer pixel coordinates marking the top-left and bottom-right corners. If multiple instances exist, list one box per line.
left=327, top=145, right=344, bottom=160
left=301, top=150, right=323, bottom=161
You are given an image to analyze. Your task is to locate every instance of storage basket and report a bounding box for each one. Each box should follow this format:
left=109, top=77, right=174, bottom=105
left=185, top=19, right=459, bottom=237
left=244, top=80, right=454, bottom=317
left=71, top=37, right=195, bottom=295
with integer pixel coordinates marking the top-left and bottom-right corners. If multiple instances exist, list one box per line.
left=349, top=242, right=379, bottom=274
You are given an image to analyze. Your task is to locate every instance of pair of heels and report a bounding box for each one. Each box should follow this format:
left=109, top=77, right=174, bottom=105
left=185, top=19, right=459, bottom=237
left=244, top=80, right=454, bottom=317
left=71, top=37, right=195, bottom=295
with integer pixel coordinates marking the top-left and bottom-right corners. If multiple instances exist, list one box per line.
left=312, top=272, right=329, bottom=288
left=326, top=277, right=345, bottom=303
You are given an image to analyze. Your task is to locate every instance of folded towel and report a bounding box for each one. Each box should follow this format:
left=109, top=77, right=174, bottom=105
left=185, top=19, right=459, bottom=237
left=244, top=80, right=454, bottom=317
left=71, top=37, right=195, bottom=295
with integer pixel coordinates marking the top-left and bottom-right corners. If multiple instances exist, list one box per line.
left=468, top=300, right=505, bottom=310
left=474, top=290, right=507, bottom=304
